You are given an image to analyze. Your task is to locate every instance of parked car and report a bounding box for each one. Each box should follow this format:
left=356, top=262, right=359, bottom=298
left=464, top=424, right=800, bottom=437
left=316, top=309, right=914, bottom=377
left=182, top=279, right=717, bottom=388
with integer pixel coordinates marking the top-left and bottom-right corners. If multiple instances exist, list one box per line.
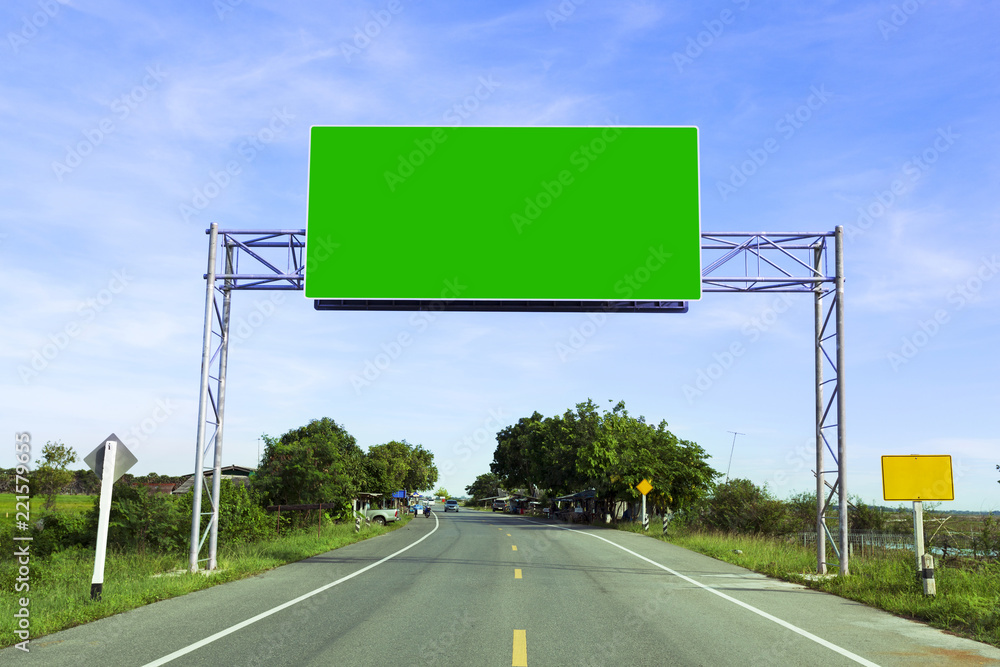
left=492, top=500, right=506, bottom=512
left=364, top=507, right=399, bottom=526
left=444, top=499, right=459, bottom=512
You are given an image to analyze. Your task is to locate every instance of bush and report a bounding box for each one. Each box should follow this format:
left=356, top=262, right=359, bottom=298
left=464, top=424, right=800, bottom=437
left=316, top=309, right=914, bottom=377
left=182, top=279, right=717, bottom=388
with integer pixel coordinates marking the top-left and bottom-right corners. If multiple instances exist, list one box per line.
left=29, top=510, right=92, bottom=558
left=90, top=482, right=188, bottom=554
left=689, top=479, right=793, bottom=536
left=849, top=497, right=887, bottom=531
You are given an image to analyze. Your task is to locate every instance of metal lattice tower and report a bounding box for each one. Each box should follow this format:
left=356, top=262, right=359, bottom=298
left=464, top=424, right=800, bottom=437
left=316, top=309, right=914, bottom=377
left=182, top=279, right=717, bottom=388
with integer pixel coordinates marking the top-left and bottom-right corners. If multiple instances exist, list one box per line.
left=190, top=225, right=847, bottom=576
left=189, top=225, right=305, bottom=572
left=701, top=229, right=847, bottom=575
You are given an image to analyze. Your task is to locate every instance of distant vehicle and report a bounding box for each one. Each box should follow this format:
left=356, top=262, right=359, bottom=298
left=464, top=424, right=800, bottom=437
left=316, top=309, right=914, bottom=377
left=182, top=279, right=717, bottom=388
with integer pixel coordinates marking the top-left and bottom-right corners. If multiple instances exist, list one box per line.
left=426, top=499, right=434, bottom=506
left=492, top=500, right=506, bottom=512
left=444, top=499, right=459, bottom=512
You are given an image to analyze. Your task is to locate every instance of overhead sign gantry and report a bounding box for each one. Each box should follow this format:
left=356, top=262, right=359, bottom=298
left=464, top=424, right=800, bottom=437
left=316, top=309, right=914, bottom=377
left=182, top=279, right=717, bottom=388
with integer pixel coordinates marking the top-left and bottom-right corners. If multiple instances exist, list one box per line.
left=188, top=125, right=847, bottom=577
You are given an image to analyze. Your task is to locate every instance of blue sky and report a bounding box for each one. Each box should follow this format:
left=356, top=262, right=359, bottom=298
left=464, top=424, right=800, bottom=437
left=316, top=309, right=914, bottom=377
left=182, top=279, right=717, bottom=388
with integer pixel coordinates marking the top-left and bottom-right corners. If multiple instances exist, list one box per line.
left=3, top=1, right=998, bottom=511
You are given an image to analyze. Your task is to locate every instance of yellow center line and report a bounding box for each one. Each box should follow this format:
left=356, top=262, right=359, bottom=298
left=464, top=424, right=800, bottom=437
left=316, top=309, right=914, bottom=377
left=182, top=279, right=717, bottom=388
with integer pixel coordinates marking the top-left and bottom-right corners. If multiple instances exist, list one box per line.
left=512, top=545, right=517, bottom=551
left=514, top=568, right=522, bottom=579
left=513, top=629, right=527, bottom=666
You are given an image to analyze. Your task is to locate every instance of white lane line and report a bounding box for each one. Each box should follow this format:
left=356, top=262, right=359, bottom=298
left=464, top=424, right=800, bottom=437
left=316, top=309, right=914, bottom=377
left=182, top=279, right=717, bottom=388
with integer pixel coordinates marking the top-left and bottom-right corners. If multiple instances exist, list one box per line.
left=524, top=519, right=880, bottom=667
left=143, top=513, right=440, bottom=667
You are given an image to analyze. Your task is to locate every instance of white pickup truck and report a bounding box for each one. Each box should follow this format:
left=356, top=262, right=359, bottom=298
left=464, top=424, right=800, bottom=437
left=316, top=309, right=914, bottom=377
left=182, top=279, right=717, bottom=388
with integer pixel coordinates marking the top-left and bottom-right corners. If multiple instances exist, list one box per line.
left=363, top=507, right=400, bottom=526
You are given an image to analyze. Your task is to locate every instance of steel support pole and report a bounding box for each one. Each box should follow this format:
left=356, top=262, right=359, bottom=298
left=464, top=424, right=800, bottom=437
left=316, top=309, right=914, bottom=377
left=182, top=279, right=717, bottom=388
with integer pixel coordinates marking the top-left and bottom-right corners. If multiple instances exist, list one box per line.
left=190, top=223, right=219, bottom=572
left=207, top=243, right=234, bottom=570
left=813, top=242, right=827, bottom=574
left=835, top=225, right=849, bottom=576
left=913, top=500, right=925, bottom=577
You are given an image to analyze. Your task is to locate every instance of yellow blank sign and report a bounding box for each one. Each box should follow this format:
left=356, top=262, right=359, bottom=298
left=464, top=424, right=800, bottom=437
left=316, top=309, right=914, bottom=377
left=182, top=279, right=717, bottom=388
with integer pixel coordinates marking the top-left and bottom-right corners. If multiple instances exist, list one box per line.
left=881, top=455, right=954, bottom=501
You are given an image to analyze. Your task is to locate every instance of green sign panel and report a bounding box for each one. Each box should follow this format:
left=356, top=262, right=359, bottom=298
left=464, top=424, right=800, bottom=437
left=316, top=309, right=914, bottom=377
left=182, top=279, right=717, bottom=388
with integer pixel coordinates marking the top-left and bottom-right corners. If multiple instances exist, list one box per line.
left=305, top=126, right=701, bottom=301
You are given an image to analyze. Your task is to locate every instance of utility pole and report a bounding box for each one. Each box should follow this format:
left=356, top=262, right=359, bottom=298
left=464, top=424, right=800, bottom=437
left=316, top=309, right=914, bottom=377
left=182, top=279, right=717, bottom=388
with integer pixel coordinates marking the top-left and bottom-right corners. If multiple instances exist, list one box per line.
left=724, top=431, right=745, bottom=484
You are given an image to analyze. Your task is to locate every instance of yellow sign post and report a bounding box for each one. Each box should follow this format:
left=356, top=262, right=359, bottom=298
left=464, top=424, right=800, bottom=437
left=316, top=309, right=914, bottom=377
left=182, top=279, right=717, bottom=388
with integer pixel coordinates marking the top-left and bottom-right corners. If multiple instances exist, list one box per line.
left=637, top=479, right=652, bottom=531
left=881, top=455, right=952, bottom=596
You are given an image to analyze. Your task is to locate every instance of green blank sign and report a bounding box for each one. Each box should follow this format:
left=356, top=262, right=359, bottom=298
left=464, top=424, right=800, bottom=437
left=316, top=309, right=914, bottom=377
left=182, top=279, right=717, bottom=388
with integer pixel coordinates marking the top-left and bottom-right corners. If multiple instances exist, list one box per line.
left=305, top=126, right=701, bottom=300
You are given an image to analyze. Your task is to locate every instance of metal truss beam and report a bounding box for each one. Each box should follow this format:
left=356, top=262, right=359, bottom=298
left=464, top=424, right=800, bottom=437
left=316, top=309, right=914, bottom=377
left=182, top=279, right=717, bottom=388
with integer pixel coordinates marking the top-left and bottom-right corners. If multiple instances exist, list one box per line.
left=190, top=226, right=847, bottom=576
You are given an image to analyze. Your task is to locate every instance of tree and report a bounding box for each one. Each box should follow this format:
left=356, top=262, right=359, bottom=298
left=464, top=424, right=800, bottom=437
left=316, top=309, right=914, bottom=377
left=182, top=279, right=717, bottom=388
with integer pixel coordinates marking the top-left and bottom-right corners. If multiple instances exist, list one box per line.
left=32, top=441, right=78, bottom=510
left=490, top=399, right=718, bottom=513
left=434, top=487, right=450, bottom=498
left=365, top=440, right=412, bottom=496
left=403, top=444, right=438, bottom=493
left=466, top=473, right=501, bottom=501
left=253, top=418, right=363, bottom=511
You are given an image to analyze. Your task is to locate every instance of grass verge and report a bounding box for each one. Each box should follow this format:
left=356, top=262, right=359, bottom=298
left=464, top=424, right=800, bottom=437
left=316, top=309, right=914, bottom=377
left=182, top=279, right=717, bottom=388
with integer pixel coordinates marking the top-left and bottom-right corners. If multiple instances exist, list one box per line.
left=1, top=493, right=94, bottom=516
left=1, top=513, right=411, bottom=648
left=615, top=523, right=1000, bottom=648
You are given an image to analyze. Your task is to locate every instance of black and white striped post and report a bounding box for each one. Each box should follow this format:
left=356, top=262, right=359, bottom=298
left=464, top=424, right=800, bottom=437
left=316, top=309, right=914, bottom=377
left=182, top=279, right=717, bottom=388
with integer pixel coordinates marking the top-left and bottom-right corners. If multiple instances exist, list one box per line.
left=922, top=553, right=936, bottom=596
left=662, top=510, right=674, bottom=536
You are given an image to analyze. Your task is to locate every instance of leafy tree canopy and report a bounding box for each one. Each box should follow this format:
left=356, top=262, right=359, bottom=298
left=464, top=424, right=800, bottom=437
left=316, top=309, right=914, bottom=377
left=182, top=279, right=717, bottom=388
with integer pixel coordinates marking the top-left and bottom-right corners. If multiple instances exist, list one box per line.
left=32, top=441, right=78, bottom=510
left=490, top=400, right=719, bottom=511
left=466, top=473, right=502, bottom=501
left=253, top=417, right=362, bottom=508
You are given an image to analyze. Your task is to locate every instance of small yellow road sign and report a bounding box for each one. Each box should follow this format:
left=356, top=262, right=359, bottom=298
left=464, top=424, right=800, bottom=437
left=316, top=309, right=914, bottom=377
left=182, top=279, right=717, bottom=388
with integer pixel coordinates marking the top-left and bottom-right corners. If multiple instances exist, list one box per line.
left=881, top=455, right=954, bottom=501
left=636, top=479, right=653, bottom=496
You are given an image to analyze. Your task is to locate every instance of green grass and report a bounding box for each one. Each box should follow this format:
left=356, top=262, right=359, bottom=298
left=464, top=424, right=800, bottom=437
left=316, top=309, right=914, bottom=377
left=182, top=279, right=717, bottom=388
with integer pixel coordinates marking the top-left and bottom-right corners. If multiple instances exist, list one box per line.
left=615, top=523, right=1000, bottom=648
left=1, top=513, right=412, bottom=648
left=0, top=493, right=95, bottom=516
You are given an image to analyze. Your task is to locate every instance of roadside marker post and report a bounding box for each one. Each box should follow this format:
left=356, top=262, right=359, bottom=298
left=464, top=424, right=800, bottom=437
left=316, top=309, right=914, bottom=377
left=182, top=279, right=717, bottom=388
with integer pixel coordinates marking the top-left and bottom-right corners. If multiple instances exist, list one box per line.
left=663, top=510, right=674, bottom=536
left=84, top=433, right=137, bottom=601
left=922, top=553, right=936, bottom=596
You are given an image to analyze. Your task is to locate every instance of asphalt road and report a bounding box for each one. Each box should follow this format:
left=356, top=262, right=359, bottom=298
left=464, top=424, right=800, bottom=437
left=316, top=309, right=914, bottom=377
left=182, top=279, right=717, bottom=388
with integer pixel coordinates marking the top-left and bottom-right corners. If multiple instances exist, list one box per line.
left=5, top=510, right=1000, bottom=666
